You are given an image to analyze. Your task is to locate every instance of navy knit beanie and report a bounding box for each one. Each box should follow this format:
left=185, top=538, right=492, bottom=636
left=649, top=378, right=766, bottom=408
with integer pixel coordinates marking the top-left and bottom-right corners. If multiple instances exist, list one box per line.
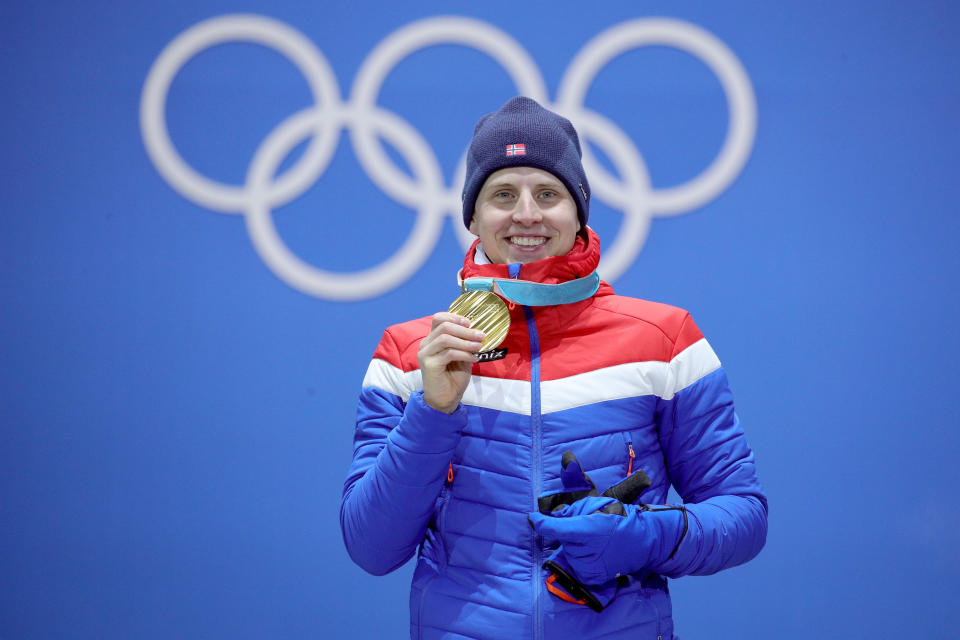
left=461, top=96, right=590, bottom=229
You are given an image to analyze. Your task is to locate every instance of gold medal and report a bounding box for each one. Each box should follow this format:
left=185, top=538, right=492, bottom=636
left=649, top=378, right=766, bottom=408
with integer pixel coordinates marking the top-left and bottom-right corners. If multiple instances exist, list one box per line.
left=448, top=290, right=511, bottom=352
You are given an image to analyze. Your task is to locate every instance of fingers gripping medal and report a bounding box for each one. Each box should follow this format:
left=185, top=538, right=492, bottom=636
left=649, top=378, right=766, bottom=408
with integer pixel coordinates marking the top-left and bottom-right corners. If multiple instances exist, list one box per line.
left=448, top=290, right=510, bottom=353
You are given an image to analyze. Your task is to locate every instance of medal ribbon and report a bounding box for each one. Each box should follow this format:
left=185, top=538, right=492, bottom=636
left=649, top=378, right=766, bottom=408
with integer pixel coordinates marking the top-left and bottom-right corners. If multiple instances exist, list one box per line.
left=462, top=271, right=600, bottom=307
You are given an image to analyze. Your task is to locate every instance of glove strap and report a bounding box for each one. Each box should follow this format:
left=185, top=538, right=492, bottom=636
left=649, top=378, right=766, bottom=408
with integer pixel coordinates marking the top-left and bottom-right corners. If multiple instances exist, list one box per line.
left=641, top=504, right=689, bottom=560
left=545, top=574, right=587, bottom=606
left=543, top=559, right=605, bottom=613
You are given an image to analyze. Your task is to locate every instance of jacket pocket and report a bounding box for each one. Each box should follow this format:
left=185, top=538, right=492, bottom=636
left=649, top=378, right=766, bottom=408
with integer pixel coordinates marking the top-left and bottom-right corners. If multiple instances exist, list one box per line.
left=617, top=425, right=667, bottom=504
left=427, top=479, right=452, bottom=569
left=436, top=485, right=451, bottom=535
left=410, top=559, right=439, bottom=640
left=412, top=481, right=452, bottom=636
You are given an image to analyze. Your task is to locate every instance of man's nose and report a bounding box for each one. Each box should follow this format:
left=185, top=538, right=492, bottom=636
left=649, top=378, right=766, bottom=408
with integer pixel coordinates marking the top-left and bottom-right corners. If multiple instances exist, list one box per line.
left=512, top=191, right=542, bottom=224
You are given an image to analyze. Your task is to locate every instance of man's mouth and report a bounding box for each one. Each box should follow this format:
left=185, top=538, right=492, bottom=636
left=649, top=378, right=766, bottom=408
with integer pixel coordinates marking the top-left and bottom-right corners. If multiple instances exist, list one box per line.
left=509, top=236, right=547, bottom=247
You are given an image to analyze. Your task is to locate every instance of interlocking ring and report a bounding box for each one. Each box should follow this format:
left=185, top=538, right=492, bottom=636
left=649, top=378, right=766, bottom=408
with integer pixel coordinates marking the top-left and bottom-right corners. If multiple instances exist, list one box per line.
left=140, top=14, right=756, bottom=300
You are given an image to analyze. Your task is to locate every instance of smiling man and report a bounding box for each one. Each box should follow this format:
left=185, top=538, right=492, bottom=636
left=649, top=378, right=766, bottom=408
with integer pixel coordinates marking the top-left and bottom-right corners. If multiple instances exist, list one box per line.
left=470, top=166, right=580, bottom=264
left=341, top=97, right=768, bottom=639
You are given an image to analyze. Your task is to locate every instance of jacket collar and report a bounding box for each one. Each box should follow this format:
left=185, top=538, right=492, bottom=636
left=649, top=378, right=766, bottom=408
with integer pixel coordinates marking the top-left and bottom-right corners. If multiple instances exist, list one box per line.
left=461, top=228, right=603, bottom=286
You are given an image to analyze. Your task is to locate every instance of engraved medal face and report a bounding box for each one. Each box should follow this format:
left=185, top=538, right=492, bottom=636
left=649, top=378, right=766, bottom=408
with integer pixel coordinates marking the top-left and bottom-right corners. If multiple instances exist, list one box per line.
left=448, top=290, right=511, bottom=352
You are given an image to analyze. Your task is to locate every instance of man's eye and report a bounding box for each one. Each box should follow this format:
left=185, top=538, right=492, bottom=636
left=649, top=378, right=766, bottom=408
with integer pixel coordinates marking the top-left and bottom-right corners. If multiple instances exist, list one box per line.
left=539, top=190, right=556, bottom=199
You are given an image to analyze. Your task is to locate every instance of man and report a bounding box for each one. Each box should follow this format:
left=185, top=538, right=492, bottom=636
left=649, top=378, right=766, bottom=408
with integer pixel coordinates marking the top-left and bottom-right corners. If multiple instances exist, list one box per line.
left=341, top=96, right=767, bottom=639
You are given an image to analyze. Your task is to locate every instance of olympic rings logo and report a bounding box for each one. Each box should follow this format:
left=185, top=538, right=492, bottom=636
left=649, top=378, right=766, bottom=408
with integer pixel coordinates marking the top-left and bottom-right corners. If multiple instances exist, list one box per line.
left=140, top=14, right=756, bottom=301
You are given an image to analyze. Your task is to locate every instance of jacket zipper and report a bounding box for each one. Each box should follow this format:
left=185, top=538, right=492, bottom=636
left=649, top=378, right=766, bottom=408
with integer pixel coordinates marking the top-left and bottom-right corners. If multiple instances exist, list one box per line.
left=523, top=304, right=544, bottom=640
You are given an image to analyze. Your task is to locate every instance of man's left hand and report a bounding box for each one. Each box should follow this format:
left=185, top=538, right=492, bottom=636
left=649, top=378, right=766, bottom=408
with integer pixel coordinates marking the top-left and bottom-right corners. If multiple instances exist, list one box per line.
left=529, top=497, right=686, bottom=585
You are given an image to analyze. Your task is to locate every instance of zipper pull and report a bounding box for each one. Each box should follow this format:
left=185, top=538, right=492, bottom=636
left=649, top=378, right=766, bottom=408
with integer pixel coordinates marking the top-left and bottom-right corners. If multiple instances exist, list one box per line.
left=627, top=442, right=635, bottom=477
left=447, top=461, right=455, bottom=484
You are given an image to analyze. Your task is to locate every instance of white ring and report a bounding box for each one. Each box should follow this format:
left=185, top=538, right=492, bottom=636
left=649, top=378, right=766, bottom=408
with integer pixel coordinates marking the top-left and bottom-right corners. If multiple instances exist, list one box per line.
left=557, top=17, right=756, bottom=216
left=140, top=14, right=342, bottom=213
left=245, top=107, right=446, bottom=300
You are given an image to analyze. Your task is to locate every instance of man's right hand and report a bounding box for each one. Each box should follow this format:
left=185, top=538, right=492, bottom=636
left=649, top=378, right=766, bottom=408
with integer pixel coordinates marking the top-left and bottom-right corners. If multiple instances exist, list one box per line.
left=418, top=312, right=484, bottom=414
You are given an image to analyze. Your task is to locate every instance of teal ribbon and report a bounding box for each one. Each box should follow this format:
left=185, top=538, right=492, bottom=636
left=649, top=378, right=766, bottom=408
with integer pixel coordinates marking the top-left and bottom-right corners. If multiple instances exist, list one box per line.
left=462, top=271, right=600, bottom=306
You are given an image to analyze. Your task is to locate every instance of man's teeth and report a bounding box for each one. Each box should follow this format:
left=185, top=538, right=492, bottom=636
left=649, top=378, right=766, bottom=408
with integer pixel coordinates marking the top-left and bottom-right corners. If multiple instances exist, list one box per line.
left=510, top=237, right=546, bottom=246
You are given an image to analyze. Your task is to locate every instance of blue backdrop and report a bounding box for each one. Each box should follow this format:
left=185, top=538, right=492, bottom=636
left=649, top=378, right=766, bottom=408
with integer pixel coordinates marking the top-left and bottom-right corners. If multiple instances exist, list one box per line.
left=2, top=1, right=958, bottom=638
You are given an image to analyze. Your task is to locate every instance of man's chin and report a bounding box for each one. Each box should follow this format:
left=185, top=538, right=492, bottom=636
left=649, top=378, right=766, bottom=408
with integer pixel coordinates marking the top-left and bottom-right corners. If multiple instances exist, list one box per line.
left=504, top=252, right=550, bottom=265
left=500, top=243, right=554, bottom=264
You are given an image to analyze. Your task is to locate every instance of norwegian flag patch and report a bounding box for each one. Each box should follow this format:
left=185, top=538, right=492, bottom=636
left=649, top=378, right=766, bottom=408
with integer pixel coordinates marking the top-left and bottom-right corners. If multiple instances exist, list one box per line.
left=506, top=143, right=526, bottom=156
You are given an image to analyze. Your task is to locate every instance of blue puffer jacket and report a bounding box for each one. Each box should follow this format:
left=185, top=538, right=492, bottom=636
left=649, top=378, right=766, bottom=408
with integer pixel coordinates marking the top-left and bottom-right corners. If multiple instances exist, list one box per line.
left=341, top=231, right=767, bottom=639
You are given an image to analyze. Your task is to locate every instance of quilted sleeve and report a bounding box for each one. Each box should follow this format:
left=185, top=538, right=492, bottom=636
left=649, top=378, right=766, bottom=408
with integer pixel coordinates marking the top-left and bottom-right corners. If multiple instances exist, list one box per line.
left=339, top=329, right=467, bottom=576
left=647, top=314, right=768, bottom=578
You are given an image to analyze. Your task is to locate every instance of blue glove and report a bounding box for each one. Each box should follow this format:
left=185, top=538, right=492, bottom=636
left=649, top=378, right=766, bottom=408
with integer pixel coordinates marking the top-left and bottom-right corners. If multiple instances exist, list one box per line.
left=533, top=451, right=655, bottom=612
left=529, top=498, right=689, bottom=586
left=537, top=496, right=621, bottom=612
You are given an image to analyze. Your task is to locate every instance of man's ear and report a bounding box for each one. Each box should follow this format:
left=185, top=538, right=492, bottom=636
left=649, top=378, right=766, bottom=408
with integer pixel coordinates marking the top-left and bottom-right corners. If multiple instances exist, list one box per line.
left=469, top=215, right=478, bottom=235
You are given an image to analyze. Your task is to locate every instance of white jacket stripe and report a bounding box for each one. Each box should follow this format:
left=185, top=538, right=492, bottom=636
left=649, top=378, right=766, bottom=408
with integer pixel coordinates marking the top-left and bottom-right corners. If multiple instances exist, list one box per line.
left=540, top=338, right=721, bottom=413
left=362, top=359, right=532, bottom=415
left=361, top=339, right=720, bottom=415
left=362, top=358, right=421, bottom=402
left=463, top=375, right=531, bottom=415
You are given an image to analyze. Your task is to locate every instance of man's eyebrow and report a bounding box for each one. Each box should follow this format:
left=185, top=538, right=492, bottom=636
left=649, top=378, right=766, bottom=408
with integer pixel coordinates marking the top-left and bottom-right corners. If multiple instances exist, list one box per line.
left=483, top=179, right=563, bottom=190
